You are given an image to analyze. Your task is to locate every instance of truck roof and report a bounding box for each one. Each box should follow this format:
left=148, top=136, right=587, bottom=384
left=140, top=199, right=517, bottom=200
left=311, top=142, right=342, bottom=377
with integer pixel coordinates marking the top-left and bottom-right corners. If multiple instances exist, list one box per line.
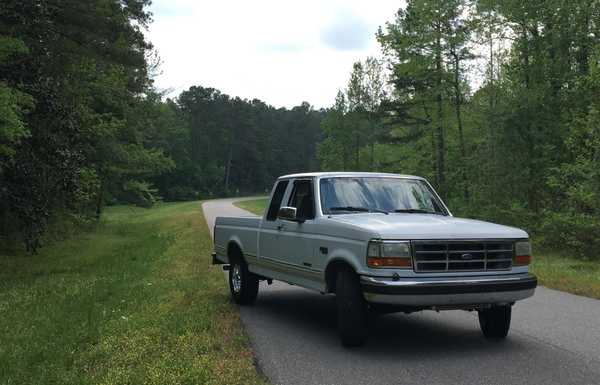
left=278, top=171, right=424, bottom=180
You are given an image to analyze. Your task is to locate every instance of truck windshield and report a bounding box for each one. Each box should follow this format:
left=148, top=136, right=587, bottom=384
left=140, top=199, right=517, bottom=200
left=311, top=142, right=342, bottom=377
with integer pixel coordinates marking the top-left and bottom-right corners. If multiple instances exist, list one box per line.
left=319, top=177, right=447, bottom=215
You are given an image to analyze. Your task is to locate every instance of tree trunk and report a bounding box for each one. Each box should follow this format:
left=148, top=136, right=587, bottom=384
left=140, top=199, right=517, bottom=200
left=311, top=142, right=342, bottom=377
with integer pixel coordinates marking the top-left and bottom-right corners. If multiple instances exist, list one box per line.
left=522, top=25, right=531, bottom=89
left=369, top=114, right=375, bottom=171
left=488, top=26, right=497, bottom=197
left=435, top=28, right=446, bottom=199
left=95, top=181, right=104, bottom=220
left=453, top=53, right=469, bottom=201
left=224, top=145, right=233, bottom=193
left=355, top=128, right=360, bottom=169
left=340, top=114, right=348, bottom=171
left=370, top=141, right=375, bottom=171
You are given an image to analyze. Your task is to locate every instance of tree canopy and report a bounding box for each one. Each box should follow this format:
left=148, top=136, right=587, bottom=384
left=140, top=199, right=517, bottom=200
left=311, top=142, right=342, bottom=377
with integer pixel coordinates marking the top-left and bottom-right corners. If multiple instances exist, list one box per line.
left=2, top=0, right=599, bottom=259
left=319, top=0, right=600, bottom=257
left=0, top=1, right=322, bottom=252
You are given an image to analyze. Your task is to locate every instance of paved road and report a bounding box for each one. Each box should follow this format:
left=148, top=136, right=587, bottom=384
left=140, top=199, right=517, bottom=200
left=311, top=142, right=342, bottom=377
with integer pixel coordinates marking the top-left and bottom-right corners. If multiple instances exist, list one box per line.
left=203, top=198, right=600, bottom=385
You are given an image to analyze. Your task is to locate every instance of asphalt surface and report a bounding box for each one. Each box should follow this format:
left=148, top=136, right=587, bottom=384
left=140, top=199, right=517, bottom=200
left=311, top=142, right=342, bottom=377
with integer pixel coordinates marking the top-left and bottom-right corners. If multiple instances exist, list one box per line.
left=203, top=198, right=600, bottom=385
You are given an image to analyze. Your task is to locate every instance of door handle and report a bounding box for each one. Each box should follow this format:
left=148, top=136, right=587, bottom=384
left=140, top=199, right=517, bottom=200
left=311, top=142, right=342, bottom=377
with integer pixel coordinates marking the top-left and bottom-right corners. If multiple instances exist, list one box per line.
left=277, top=224, right=285, bottom=231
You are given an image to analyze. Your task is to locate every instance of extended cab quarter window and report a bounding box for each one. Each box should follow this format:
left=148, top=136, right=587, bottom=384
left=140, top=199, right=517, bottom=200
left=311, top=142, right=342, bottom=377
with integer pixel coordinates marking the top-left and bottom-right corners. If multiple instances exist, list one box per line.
left=266, top=180, right=289, bottom=221
left=288, top=179, right=315, bottom=220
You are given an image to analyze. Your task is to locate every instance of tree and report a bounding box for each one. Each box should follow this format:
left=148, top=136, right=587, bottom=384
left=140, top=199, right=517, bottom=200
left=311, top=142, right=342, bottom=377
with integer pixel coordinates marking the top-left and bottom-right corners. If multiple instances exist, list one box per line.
left=378, top=0, right=470, bottom=198
left=347, top=61, right=366, bottom=168
left=445, top=1, right=473, bottom=201
left=319, top=0, right=600, bottom=258
left=319, top=59, right=388, bottom=171
left=0, top=0, right=170, bottom=251
left=0, top=36, right=31, bottom=161
left=318, top=91, right=350, bottom=170
left=360, top=57, right=388, bottom=170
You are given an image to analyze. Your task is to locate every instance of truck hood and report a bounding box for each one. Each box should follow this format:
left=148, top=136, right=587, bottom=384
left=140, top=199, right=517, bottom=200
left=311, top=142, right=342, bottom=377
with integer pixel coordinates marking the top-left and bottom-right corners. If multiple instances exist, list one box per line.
left=329, top=214, right=528, bottom=240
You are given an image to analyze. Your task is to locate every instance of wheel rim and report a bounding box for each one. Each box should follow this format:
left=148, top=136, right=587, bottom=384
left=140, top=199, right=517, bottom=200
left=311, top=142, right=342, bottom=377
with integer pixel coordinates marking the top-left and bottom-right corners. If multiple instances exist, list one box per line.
left=232, top=264, right=242, bottom=293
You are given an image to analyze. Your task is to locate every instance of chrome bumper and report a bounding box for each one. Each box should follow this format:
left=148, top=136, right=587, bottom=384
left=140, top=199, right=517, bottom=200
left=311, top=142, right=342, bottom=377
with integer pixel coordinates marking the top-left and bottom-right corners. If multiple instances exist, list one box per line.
left=360, top=273, right=537, bottom=306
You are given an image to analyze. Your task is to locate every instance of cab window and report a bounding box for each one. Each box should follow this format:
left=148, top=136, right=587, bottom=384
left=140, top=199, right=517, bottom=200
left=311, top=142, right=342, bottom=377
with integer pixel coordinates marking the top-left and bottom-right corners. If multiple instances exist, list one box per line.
left=287, top=179, right=315, bottom=220
left=266, top=180, right=289, bottom=221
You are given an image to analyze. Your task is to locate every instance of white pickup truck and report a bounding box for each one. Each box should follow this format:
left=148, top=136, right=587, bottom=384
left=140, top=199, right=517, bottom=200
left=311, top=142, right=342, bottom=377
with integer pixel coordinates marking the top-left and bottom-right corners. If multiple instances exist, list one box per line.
left=212, top=172, right=537, bottom=346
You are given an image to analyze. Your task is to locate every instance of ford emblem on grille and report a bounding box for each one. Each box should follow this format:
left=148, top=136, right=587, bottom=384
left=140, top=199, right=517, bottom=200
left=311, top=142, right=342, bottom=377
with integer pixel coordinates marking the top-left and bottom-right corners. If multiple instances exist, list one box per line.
left=460, top=253, right=474, bottom=260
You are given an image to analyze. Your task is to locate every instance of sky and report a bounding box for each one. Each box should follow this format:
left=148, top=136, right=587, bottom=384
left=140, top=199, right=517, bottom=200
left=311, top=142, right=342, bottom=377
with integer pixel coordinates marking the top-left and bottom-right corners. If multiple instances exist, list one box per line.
left=146, top=0, right=403, bottom=109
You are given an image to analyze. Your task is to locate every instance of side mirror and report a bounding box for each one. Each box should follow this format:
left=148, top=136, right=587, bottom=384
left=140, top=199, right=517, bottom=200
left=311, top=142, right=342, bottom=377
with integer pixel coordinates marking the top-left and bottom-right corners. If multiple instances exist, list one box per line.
left=277, top=206, right=302, bottom=222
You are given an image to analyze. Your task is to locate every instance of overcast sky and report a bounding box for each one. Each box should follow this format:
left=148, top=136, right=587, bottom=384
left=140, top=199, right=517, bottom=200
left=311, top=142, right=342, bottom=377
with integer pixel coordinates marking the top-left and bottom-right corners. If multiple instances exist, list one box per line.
left=147, top=0, right=403, bottom=109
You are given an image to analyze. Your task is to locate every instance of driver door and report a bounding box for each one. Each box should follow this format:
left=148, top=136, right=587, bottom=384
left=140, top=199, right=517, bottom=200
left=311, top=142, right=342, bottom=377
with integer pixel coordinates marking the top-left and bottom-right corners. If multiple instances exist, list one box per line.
left=277, top=178, right=317, bottom=272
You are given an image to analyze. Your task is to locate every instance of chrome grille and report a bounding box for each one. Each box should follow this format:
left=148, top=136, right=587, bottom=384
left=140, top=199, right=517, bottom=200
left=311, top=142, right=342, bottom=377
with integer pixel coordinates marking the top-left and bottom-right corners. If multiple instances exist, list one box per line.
left=412, top=240, right=513, bottom=272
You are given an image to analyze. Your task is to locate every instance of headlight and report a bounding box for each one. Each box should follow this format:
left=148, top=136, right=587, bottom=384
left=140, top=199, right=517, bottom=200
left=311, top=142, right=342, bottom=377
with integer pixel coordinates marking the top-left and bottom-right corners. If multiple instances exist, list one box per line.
left=514, top=240, right=532, bottom=266
left=367, top=240, right=412, bottom=269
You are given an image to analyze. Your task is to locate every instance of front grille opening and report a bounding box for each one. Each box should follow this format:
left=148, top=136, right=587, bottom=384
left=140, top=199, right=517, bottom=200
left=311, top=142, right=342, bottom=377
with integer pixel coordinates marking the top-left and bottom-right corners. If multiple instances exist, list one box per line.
left=413, top=240, right=513, bottom=273
left=417, top=262, right=446, bottom=271
left=449, top=261, right=485, bottom=270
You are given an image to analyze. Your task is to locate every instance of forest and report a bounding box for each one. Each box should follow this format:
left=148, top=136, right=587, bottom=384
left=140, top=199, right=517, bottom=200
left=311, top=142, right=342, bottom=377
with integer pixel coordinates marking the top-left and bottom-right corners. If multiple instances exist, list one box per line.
left=1, top=0, right=599, bottom=259
left=319, top=0, right=600, bottom=259
left=0, top=1, right=322, bottom=252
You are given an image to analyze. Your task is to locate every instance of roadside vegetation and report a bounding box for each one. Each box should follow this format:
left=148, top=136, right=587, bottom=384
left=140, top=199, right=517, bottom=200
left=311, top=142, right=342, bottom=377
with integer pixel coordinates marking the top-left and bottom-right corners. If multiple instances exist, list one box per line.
left=0, top=202, right=265, bottom=385
left=233, top=198, right=600, bottom=300
left=320, top=1, right=600, bottom=261
left=234, top=199, right=268, bottom=216
left=3, top=0, right=599, bottom=269
left=0, top=1, right=322, bottom=253
left=531, top=253, right=600, bottom=300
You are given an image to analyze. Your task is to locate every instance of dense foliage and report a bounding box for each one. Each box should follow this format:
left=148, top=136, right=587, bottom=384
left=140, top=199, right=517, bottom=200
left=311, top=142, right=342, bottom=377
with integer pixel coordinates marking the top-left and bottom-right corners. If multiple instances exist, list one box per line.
left=319, top=0, right=600, bottom=258
left=157, top=88, right=322, bottom=201
left=2, top=0, right=599, bottom=259
left=0, top=1, right=322, bottom=252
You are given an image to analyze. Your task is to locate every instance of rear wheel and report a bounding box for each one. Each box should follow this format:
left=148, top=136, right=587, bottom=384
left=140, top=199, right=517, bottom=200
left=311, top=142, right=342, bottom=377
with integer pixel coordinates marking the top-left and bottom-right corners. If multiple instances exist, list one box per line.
left=336, top=267, right=368, bottom=347
left=229, top=259, right=259, bottom=305
left=478, top=305, right=511, bottom=339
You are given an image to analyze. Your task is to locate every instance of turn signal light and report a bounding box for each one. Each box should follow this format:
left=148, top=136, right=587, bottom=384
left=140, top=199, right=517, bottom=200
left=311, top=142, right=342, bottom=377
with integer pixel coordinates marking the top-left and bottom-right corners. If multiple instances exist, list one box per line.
left=514, top=241, right=532, bottom=266
left=367, top=240, right=413, bottom=269
left=367, top=257, right=412, bottom=268
left=514, top=255, right=532, bottom=266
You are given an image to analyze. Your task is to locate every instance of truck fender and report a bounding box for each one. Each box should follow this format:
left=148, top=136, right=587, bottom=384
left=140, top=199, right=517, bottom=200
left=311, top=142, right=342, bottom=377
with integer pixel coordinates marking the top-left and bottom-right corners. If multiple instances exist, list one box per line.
left=226, top=236, right=245, bottom=263
left=324, top=251, right=362, bottom=293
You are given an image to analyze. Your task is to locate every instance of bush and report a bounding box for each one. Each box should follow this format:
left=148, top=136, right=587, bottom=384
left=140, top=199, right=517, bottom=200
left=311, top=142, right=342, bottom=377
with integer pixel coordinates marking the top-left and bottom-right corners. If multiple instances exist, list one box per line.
left=539, top=211, right=600, bottom=259
left=121, top=180, right=160, bottom=208
left=164, top=185, right=199, bottom=201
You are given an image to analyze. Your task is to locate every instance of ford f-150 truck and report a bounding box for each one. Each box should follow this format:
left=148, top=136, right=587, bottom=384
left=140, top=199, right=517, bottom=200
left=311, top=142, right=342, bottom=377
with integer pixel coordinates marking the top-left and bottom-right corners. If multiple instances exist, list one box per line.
left=212, top=172, right=537, bottom=346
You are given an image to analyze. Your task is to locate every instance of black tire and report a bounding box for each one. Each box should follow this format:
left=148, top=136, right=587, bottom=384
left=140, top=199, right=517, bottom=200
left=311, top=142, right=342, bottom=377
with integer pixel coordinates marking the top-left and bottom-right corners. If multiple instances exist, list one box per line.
left=478, top=305, right=511, bottom=339
left=336, top=267, right=368, bottom=347
left=228, top=258, right=259, bottom=305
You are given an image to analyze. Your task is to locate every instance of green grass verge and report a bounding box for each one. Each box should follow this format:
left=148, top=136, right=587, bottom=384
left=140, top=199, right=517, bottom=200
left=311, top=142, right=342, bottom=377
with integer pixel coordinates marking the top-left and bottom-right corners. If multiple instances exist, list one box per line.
left=531, top=252, right=600, bottom=299
left=0, top=202, right=266, bottom=385
left=233, top=198, right=268, bottom=216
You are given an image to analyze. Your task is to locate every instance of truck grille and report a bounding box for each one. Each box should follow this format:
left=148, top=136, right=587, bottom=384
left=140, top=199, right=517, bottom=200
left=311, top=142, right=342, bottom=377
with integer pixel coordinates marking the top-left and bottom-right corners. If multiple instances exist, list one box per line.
left=412, top=240, right=513, bottom=272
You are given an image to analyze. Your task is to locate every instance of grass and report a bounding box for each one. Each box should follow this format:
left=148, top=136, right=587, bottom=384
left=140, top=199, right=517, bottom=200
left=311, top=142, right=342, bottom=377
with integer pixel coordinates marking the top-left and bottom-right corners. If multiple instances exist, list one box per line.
left=233, top=198, right=268, bottom=216
left=232, top=198, right=600, bottom=299
left=531, top=252, right=600, bottom=299
left=0, top=202, right=266, bottom=385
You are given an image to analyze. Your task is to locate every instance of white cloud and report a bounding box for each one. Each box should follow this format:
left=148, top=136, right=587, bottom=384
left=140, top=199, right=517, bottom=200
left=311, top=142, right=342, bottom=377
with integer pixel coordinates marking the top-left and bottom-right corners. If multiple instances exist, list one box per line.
left=147, top=0, right=402, bottom=109
left=320, top=10, right=372, bottom=51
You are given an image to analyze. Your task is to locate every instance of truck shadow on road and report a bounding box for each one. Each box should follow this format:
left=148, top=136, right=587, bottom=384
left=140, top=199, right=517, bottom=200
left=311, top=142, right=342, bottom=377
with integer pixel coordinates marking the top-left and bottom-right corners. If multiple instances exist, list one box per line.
left=243, top=284, right=530, bottom=360
left=237, top=284, right=600, bottom=385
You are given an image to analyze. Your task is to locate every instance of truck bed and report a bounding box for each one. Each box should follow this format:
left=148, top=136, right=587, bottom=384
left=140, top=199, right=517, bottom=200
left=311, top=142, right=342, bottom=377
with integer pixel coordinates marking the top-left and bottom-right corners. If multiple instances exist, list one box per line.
left=214, top=216, right=261, bottom=264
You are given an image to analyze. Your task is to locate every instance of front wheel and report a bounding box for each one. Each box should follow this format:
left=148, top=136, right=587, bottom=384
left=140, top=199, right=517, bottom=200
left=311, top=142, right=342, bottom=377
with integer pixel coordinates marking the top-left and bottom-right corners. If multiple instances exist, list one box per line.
left=336, top=267, right=368, bottom=347
left=229, top=260, right=259, bottom=305
left=478, top=305, right=511, bottom=339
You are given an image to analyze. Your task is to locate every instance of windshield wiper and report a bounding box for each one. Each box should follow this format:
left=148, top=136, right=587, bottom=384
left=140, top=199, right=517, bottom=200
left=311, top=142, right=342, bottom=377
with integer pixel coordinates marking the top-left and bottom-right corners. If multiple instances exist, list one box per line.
left=394, top=208, right=442, bottom=215
left=329, top=206, right=389, bottom=215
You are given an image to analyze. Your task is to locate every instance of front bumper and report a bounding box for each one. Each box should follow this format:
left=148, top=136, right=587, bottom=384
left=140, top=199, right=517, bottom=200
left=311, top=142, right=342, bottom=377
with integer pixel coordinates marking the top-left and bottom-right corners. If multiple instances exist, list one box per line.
left=361, top=273, right=537, bottom=306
